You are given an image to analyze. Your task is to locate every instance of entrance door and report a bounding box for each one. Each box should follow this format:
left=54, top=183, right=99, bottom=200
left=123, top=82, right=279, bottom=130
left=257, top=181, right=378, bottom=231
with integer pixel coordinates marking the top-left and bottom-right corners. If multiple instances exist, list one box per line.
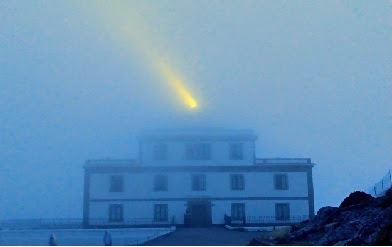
left=188, top=200, right=212, bottom=227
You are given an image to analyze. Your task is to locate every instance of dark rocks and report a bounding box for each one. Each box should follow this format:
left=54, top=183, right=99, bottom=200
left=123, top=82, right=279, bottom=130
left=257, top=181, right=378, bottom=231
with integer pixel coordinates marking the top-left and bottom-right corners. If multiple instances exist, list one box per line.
left=378, top=187, right=392, bottom=208
left=373, top=223, right=392, bottom=245
left=339, top=191, right=373, bottom=208
left=250, top=188, right=392, bottom=245
left=248, top=237, right=277, bottom=246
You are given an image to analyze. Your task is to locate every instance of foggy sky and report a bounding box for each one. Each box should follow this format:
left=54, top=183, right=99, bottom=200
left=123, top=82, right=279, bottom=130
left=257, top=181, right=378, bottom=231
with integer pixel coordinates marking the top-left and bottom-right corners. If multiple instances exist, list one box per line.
left=0, top=0, right=391, bottom=219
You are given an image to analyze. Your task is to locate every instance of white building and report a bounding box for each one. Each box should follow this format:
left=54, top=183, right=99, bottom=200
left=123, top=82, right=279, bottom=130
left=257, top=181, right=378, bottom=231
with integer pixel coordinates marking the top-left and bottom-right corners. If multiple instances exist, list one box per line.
left=83, top=128, right=315, bottom=227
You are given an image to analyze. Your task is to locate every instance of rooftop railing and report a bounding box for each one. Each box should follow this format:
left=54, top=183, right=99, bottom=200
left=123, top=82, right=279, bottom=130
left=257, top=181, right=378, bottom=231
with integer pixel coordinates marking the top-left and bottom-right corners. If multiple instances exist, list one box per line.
left=256, top=158, right=311, bottom=164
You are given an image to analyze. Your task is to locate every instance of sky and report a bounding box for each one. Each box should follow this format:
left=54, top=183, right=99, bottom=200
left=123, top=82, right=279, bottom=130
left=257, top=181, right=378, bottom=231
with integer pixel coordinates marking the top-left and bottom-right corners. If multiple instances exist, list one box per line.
left=0, top=0, right=391, bottom=219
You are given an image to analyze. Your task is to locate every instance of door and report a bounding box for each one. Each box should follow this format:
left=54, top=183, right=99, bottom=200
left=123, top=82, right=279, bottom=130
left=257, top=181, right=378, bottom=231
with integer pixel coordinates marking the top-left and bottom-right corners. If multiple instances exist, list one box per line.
left=188, top=200, right=212, bottom=227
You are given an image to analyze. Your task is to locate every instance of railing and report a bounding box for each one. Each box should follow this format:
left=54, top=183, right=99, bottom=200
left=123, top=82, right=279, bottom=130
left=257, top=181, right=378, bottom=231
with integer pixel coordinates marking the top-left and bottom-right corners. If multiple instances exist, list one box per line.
left=88, top=217, right=173, bottom=227
left=0, top=226, right=174, bottom=246
left=0, top=215, right=310, bottom=230
left=256, top=158, right=311, bottom=164
left=0, top=217, right=175, bottom=230
left=225, top=215, right=309, bottom=226
left=369, top=169, right=392, bottom=197
left=0, top=218, right=83, bottom=230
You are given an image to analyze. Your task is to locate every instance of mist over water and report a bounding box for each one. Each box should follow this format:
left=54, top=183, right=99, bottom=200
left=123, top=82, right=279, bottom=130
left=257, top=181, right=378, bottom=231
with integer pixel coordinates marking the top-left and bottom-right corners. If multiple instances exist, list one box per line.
left=0, top=0, right=391, bottom=219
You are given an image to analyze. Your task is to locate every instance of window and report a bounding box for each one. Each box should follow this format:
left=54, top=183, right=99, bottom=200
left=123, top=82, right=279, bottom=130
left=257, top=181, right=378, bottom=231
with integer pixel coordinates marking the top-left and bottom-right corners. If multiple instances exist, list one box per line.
left=274, top=174, right=289, bottom=190
left=154, top=204, right=168, bottom=222
left=231, top=203, right=245, bottom=221
left=191, top=174, right=206, bottom=191
left=108, top=204, right=124, bottom=222
left=229, top=143, right=243, bottom=160
left=109, top=175, right=124, bottom=192
left=153, top=143, right=167, bottom=160
left=186, top=143, right=211, bottom=160
left=231, top=174, right=245, bottom=190
left=154, top=175, right=168, bottom=191
left=275, top=203, right=290, bottom=221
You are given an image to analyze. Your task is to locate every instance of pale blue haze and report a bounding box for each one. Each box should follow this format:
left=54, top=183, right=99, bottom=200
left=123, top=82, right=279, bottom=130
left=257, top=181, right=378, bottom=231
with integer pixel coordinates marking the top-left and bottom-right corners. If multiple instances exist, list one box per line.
left=0, top=0, right=391, bottom=219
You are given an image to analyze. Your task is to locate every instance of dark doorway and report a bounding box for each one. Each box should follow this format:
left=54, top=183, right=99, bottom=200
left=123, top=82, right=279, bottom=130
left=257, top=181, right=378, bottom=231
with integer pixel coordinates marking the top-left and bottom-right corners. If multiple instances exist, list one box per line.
left=187, top=200, right=212, bottom=227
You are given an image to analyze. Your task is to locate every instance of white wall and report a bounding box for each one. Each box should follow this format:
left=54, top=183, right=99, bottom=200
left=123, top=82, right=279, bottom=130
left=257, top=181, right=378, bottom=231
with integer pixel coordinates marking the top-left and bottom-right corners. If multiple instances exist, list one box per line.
left=88, top=171, right=310, bottom=224
left=140, top=140, right=255, bottom=166
left=89, top=171, right=309, bottom=200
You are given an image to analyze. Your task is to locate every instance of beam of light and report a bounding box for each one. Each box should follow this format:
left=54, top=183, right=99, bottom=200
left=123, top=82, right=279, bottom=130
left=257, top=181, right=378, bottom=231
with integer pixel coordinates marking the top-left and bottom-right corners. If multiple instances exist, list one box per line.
left=88, top=1, right=199, bottom=110
left=158, top=62, right=198, bottom=109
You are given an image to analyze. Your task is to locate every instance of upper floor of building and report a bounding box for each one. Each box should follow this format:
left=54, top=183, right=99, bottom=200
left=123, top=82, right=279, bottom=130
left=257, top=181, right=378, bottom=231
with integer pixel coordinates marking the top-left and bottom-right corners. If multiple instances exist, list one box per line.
left=138, top=128, right=257, bottom=166
left=84, top=128, right=314, bottom=168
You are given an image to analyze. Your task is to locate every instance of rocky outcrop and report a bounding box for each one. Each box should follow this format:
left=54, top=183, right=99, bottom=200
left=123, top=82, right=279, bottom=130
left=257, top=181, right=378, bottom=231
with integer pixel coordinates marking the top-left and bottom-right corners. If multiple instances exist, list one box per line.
left=339, top=191, right=374, bottom=209
left=250, top=188, right=392, bottom=245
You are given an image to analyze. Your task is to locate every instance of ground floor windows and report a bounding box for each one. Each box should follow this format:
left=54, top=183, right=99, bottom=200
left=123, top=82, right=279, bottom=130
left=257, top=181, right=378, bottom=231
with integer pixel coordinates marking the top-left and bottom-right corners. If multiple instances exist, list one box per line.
left=102, top=201, right=297, bottom=225
left=108, top=204, right=124, bottom=223
left=231, top=203, right=245, bottom=221
left=154, top=204, right=168, bottom=222
left=275, top=203, right=290, bottom=221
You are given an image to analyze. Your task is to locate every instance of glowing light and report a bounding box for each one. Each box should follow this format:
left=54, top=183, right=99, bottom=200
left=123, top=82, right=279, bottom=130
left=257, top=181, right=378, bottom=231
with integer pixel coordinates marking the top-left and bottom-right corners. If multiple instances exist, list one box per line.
left=90, top=2, right=199, bottom=110
left=173, top=80, right=198, bottom=109
left=158, top=62, right=198, bottom=109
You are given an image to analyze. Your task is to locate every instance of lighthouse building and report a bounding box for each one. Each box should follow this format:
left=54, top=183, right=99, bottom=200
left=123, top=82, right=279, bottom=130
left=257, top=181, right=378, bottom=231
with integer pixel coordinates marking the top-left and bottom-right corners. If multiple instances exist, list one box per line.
left=83, top=128, right=315, bottom=227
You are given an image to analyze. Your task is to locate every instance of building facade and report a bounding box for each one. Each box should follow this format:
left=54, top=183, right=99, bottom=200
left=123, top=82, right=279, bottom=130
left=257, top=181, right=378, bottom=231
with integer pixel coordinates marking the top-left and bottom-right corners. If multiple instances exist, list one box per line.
left=83, top=129, right=315, bottom=227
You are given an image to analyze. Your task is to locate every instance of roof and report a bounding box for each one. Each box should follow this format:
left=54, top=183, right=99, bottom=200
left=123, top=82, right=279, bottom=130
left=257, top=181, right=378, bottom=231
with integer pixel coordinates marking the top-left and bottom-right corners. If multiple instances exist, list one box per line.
left=138, top=128, right=257, bottom=141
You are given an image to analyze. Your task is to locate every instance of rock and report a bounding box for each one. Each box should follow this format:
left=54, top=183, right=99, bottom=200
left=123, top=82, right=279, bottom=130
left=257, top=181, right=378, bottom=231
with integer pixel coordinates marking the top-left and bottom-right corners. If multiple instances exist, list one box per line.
left=250, top=188, right=392, bottom=246
left=378, top=187, right=392, bottom=208
left=339, top=191, right=373, bottom=208
left=315, top=206, right=340, bottom=225
left=316, top=221, right=358, bottom=245
left=372, top=223, right=392, bottom=245
left=333, top=239, right=351, bottom=246
left=324, top=222, right=339, bottom=231
left=248, top=237, right=277, bottom=246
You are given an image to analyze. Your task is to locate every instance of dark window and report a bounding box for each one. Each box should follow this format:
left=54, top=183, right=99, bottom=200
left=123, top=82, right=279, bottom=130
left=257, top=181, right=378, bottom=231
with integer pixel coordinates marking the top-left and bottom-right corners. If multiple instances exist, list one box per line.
left=191, top=174, right=206, bottom=191
left=274, top=174, right=289, bottom=190
left=154, top=204, right=168, bottom=222
left=231, top=174, right=245, bottom=190
left=154, top=175, right=168, bottom=191
left=231, top=203, right=245, bottom=221
left=108, top=204, right=124, bottom=222
left=153, top=143, right=167, bottom=160
left=186, top=143, right=211, bottom=160
left=229, top=143, right=243, bottom=160
left=275, top=203, right=290, bottom=221
left=109, top=175, right=124, bottom=192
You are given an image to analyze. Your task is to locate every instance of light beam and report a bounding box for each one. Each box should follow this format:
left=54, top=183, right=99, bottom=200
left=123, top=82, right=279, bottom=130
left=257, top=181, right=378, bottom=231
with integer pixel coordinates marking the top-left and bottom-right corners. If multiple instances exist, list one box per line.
left=90, top=2, right=199, bottom=110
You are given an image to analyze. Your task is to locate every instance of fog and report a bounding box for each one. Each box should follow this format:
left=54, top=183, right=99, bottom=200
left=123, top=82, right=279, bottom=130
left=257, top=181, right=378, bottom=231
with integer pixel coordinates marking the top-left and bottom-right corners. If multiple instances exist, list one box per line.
left=0, top=0, right=391, bottom=219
